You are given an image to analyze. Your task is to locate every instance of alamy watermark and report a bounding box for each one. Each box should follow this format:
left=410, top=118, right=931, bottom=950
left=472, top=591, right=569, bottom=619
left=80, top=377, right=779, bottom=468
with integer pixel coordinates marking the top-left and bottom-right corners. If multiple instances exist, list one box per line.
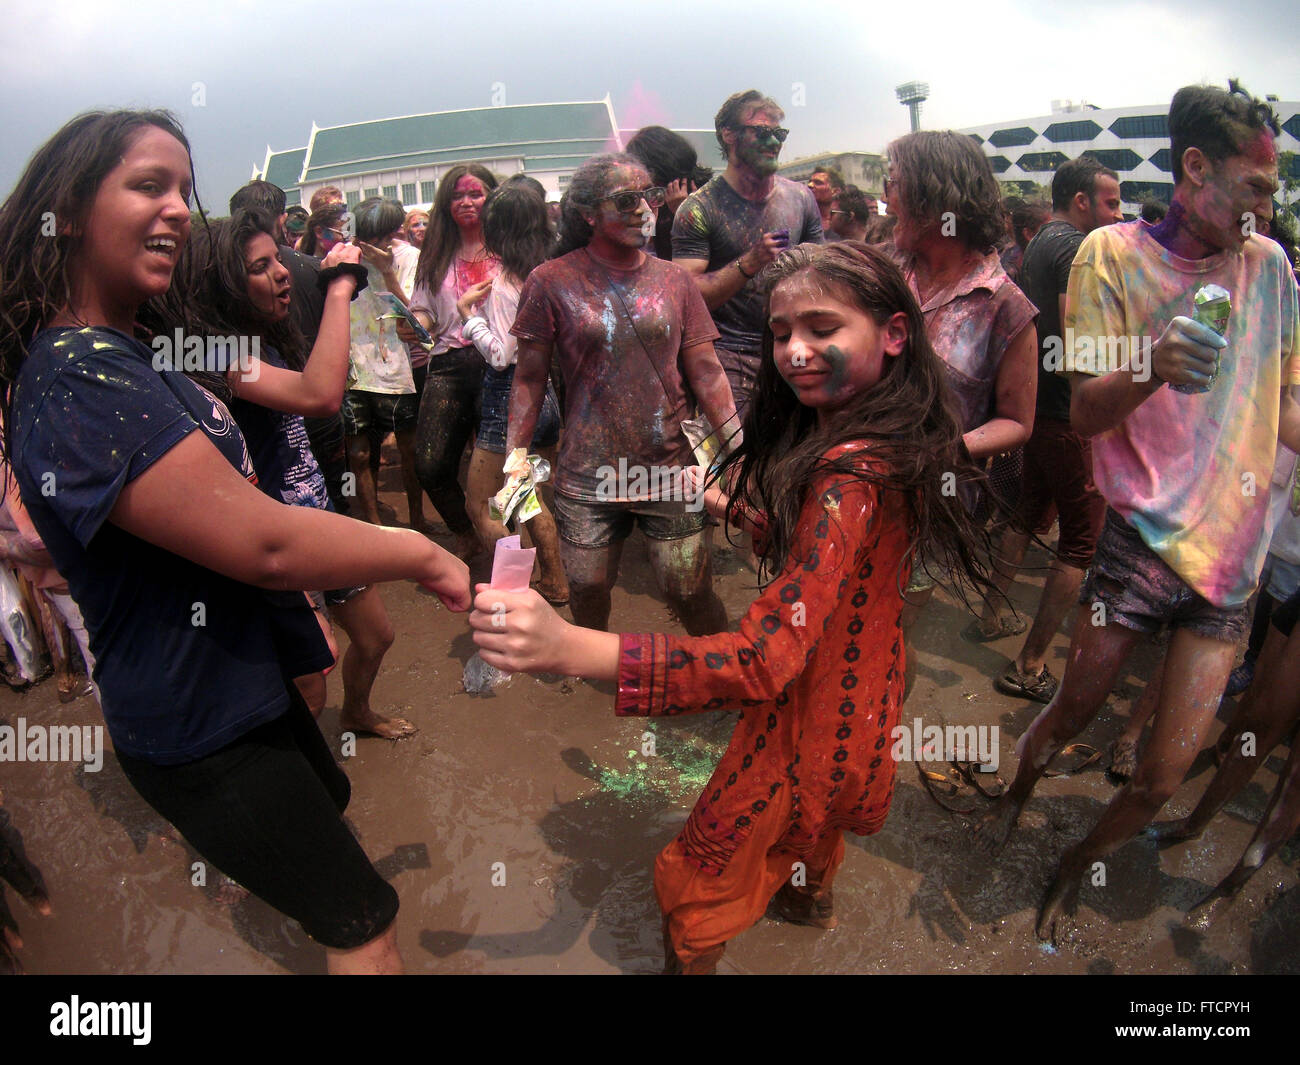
left=1042, top=329, right=1154, bottom=382
left=151, top=329, right=260, bottom=378
left=0, top=717, right=103, bottom=772
left=594, top=458, right=704, bottom=512
left=890, top=717, right=999, bottom=772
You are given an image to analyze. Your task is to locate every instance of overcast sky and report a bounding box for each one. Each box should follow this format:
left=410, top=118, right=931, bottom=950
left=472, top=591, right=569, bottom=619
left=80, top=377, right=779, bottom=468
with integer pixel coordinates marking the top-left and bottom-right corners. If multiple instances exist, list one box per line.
left=3, top=0, right=1296, bottom=208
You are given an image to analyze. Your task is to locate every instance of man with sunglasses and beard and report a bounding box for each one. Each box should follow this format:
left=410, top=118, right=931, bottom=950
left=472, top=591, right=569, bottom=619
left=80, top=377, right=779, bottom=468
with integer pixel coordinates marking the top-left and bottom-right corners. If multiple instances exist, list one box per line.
left=673, top=90, right=823, bottom=422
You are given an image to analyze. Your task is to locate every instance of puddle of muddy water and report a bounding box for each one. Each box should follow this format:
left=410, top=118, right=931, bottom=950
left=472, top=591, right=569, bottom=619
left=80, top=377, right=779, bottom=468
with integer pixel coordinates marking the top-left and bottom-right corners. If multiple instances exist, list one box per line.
left=2, top=499, right=1295, bottom=974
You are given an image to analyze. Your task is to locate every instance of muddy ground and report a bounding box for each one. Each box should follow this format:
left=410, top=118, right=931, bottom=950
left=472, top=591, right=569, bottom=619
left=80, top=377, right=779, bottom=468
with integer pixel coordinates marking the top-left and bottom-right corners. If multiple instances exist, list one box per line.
left=2, top=466, right=1296, bottom=975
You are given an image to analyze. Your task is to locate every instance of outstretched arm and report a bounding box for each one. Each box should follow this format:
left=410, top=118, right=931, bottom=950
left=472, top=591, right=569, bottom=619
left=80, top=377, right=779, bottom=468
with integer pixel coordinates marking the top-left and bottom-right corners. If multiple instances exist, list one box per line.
left=110, top=431, right=470, bottom=610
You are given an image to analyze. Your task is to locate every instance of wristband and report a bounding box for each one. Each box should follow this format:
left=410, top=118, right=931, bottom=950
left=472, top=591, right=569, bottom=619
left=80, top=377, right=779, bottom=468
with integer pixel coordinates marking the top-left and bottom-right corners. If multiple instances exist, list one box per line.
left=316, top=262, right=369, bottom=300
left=736, top=258, right=755, bottom=280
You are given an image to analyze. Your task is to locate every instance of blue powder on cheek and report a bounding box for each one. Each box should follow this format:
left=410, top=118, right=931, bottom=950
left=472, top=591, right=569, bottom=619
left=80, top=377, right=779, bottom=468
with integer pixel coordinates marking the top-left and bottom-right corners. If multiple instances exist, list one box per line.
left=825, top=344, right=849, bottom=392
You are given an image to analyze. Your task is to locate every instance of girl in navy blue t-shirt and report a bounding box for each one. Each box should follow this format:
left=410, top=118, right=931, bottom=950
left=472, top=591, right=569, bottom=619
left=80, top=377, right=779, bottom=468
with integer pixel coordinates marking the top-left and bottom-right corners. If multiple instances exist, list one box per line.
left=0, top=110, right=470, bottom=974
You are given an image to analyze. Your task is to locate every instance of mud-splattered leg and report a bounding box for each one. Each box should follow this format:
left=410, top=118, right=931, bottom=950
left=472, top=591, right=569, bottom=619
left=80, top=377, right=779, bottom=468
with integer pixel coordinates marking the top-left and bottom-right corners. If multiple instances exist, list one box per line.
left=1037, top=627, right=1235, bottom=939
left=647, top=528, right=726, bottom=636
left=974, top=608, right=1140, bottom=853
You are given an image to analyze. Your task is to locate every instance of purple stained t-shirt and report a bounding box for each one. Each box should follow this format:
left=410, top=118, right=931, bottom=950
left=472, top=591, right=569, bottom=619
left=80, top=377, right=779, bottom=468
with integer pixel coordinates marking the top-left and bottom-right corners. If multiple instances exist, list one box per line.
left=511, top=248, right=723, bottom=501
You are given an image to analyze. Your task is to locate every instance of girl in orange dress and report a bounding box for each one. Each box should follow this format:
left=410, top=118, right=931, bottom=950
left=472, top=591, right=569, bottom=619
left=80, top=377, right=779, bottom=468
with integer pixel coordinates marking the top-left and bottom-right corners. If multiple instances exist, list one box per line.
left=471, top=242, right=991, bottom=972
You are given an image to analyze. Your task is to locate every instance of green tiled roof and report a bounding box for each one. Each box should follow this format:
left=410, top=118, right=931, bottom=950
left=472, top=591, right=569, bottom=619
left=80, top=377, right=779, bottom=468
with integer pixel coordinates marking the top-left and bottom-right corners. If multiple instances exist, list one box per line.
left=301, top=101, right=619, bottom=182
left=263, top=146, right=307, bottom=189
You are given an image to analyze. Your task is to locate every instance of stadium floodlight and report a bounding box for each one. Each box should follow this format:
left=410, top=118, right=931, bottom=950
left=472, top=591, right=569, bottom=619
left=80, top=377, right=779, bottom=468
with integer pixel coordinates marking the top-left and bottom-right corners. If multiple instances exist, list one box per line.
left=896, top=81, right=930, bottom=133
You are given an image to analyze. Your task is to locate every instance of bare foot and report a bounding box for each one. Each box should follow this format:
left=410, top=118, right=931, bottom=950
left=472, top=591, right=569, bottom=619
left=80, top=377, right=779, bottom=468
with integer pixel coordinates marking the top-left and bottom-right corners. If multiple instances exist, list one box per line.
left=1108, top=737, right=1138, bottom=781
left=534, top=580, right=570, bottom=607
left=340, top=709, right=418, bottom=740
left=1186, top=888, right=1234, bottom=930
left=972, top=794, right=1022, bottom=854
left=1037, top=861, right=1083, bottom=941
left=453, top=533, right=481, bottom=563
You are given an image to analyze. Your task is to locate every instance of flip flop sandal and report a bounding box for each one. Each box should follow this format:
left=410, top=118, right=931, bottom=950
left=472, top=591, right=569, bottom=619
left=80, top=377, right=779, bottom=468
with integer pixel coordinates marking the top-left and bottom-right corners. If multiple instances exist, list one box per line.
left=961, top=616, right=1028, bottom=643
left=917, top=763, right=978, bottom=814
left=951, top=759, right=1007, bottom=799
left=1043, top=742, right=1102, bottom=777
left=994, top=664, right=1059, bottom=703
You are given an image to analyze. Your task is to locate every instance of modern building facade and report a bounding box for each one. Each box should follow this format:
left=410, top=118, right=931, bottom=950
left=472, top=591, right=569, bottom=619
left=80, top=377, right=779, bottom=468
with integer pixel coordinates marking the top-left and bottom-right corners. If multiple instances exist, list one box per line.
left=253, top=101, right=728, bottom=210
left=958, top=99, right=1300, bottom=214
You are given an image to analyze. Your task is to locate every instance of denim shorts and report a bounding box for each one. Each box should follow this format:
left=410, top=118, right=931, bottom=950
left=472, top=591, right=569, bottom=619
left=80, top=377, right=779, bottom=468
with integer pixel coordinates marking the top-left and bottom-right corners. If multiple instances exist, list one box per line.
left=476, top=365, right=560, bottom=453
left=553, top=492, right=706, bottom=549
left=341, top=389, right=418, bottom=436
left=1080, top=508, right=1249, bottom=642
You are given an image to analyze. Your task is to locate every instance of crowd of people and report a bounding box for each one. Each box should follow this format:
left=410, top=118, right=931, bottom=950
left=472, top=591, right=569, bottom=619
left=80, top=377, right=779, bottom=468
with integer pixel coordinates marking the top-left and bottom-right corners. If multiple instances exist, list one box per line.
left=0, top=79, right=1297, bottom=974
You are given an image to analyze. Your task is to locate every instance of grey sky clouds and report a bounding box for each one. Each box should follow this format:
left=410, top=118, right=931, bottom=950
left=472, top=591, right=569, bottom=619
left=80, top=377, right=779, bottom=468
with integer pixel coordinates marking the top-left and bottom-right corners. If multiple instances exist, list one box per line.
left=3, top=0, right=1296, bottom=208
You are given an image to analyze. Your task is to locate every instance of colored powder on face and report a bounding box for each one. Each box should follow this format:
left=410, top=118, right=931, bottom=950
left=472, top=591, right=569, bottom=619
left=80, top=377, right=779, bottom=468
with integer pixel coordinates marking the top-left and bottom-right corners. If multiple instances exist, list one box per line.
left=825, top=343, right=849, bottom=394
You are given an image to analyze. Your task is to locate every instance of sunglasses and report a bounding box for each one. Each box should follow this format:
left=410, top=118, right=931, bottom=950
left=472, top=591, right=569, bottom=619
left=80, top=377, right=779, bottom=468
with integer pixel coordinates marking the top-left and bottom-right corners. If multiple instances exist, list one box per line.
left=740, top=124, right=789, bottom=143
left=604, top=187, right=668, bottom=213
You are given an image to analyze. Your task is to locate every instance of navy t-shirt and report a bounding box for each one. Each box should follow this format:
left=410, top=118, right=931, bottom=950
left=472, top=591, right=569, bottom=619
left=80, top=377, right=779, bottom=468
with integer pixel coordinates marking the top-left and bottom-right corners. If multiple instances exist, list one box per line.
left=228, top=344, right=331, bottom=512
left=11, top=326, right=294, bottom=764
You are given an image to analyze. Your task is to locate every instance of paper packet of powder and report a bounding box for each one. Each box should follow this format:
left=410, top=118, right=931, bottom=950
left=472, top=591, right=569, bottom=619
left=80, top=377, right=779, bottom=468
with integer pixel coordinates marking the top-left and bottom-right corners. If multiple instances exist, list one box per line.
left=490, top=534, right=535, bottom=592
left=489, top=448, right=551, bottom=525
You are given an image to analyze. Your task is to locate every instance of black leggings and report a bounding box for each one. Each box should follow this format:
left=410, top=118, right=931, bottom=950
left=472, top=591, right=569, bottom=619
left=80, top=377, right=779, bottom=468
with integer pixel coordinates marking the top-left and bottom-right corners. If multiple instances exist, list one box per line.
left=116, top=686, right=398, bottom=950
left=414, top=345, right=482, bottom=536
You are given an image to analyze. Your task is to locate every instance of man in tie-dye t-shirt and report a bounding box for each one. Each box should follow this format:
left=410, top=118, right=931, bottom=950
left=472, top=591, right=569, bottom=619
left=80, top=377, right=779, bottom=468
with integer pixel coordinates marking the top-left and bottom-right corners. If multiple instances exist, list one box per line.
left=976, top=81, right=1300, bottom=941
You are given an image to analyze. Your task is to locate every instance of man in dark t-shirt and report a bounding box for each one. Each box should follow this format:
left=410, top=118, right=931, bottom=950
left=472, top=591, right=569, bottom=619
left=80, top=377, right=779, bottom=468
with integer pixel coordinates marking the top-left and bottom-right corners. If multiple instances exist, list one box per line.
left=672, top=89, right=822, bottom=419
left=977, top=157, right=1124, bottom=703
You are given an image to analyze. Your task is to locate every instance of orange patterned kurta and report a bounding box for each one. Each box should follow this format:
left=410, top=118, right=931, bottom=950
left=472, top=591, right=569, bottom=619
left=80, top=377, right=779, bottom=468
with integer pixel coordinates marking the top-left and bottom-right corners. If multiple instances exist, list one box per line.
left=616, top=449, right=913, bottom=958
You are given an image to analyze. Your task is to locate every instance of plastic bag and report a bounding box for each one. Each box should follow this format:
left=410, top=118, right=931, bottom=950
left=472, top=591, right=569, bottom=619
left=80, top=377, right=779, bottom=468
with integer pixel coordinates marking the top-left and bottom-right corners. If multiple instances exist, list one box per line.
left=0, top=567, right=40, bottom=683
left=463, top=535, right=536, bottom=693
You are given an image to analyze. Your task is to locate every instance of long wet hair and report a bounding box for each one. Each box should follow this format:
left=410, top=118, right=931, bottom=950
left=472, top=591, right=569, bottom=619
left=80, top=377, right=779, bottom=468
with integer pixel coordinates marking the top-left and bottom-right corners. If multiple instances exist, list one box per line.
left=143, top=206, right=307, bottom=399
left=482, top=184, right=551, bottom=284
left=0, top=109, right=199, bottom=460
left=414, top=163, right=498, bottom=294
left=553, top=153, right=648, bottom=257
left=716, top=241, right=993, bottom=600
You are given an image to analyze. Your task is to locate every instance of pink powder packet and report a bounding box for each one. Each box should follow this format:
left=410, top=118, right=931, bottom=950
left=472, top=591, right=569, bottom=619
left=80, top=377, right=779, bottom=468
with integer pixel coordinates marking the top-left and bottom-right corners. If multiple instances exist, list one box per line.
left=490, top=534, right=536, bottom=592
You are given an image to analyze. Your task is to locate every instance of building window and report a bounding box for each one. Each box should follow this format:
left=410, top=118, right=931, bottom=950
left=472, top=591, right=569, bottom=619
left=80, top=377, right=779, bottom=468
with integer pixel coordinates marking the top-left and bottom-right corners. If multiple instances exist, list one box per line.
left=1042, top=119, right=1102, bottom=143
left=363, top=187, right=379, bottom=200
left=1081, top=148, right=1143, bottom=172
left=987, top=155, right=1012, bottom=174
left=382, top=185, right=398, bottom=200
left=345, top=190, right=360, bottom=207
left=1109, top=114, right=1168, bottom=139
left=989, top=126, right=1038, bottom=148
left=1120, top=180, right=1174, bottom=205
left=558, top=174, right=571, bottom=188
left=402, top=183, right=417, bottom=205
left=1016, top=151, right=1070, bottom=172
left=420, top=180, right=437, bottom=203
left=1147, top=148, right=1172, bottom=173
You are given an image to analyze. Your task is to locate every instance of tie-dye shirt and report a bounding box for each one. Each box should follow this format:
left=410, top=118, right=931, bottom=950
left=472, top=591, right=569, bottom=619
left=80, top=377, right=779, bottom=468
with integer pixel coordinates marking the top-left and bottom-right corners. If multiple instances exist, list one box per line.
left=347, top=242, right=418, bottom=394
left=1066, top=221, right=1300, bottom=607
